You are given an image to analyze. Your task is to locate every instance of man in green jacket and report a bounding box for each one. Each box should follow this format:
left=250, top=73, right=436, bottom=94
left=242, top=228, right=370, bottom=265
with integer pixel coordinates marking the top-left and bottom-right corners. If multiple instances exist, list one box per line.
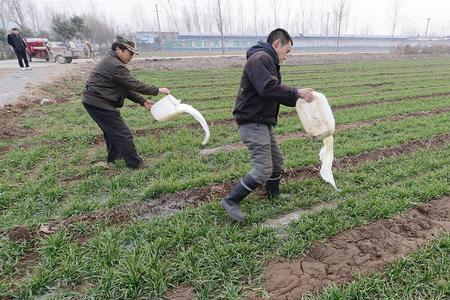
left=82, top=36, right=170, bottom=169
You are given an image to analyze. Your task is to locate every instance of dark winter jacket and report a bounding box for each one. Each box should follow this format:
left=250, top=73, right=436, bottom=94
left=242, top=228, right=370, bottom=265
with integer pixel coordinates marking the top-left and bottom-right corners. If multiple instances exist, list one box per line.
left=82, top=50, right=159, bottom=111
left=233, top=42, right=298, bottom=125
left=7, top=33, right=27, bottom=52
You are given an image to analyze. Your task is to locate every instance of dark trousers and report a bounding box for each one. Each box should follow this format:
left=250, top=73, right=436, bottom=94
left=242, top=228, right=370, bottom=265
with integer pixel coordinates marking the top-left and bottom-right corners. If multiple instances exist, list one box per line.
left=83, top=103, right=143, bottom=168
left=14, top=49, right=29, bottom=68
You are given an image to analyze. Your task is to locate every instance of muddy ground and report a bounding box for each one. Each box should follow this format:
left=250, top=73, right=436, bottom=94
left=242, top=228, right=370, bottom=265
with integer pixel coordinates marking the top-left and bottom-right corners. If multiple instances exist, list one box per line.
left=167, top=197, right=450, bottom=300
left=254, top=197, right=450, bottom=299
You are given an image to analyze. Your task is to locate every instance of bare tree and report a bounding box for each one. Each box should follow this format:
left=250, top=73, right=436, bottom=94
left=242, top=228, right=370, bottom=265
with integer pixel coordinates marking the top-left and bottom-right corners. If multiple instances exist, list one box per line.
left=204, top=0, right=214, bottom=33
left=0, top=0, right=10, bottom=33
left=215, top=0, right=224, bottom=53
left=130, top=4, right=153, bottom=32
left=82, top=4, right=116, bottom=44
left=219, top=0, right=231, bottom=34
left=308, top=10, right=316, bottom=34
left=7, top=0, right=28, bottom=29
left=192, top=0, right=202, bottom=34
left=84, top=15, right=116, bottom=44
left=236, top=0, right=245, bottom=35
left=358, top=22, right=373, bottom=35
left=224, top=0, right=233, bottom=34
left=25, top=1, right=41, bottom=32
left=389, top=0, right=402, bottom=37
left=252, top=0, right=258, bottom=35
left=317, top=3, right=327, bottom=36
left=270, top=0, right=278, bottom=28
left=284, top=0, right=291, bottom=31
left=307, top=1, right=318, bottom=35
left=400, top=20, right=419, bottom=37
left=301, top=10, right=306, bottom=34
left=181, top=4, right=193, bottom=32
left=297, top=0, right=307, bottom=34
left=165, top=0, right=179, bottom=32
left=333, top=0, right=349, bottom=51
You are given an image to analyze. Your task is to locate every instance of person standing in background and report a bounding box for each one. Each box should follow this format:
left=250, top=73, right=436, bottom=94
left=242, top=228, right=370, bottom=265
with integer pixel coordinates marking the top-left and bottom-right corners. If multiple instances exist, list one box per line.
left=7, top=28, right=31, bottom=71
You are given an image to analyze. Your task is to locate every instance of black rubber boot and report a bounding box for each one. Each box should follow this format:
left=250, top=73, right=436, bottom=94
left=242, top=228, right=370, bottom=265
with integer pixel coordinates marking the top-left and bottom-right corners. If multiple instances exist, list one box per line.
left=221, top=175, right=259, bottom=222
left=266, top=174, right=291, bottom=200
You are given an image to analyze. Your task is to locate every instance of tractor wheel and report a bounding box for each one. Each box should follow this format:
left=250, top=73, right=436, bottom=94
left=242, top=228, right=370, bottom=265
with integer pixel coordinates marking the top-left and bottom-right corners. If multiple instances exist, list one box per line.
left=65, top=57, right=72, bottom=63
left=55, top=55, right=65, bottom=64
left=92, top=53, right=101, bottom=62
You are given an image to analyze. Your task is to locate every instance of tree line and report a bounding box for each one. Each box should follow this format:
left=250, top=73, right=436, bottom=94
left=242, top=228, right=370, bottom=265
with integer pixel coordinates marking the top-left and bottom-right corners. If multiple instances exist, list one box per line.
left=0, top=0, right=116, bottom=45
left=1, top=0, right=445, bottom=58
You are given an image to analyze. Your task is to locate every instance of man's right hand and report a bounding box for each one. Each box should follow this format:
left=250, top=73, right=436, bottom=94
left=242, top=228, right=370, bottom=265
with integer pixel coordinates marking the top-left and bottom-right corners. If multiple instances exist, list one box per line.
left=159, top=87, right=171, bottom=95
left=298, top=88, right=315, bottom=102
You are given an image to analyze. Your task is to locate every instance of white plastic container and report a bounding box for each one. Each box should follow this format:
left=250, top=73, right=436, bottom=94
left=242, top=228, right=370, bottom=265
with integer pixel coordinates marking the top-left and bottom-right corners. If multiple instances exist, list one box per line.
left=150, top=94, right=210, bottom=145
left=296, top=92, right=335, bottom=140
left=296, top=92, right=339, bottom=190
left=150, top=94, right=182, bottom=122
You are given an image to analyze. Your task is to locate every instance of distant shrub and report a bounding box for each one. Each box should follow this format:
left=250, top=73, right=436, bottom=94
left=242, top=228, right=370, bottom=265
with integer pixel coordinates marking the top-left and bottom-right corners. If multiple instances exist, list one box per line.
left=395, top=43, right=450, bottom=55
left=0, top=45, right=15, bottom=60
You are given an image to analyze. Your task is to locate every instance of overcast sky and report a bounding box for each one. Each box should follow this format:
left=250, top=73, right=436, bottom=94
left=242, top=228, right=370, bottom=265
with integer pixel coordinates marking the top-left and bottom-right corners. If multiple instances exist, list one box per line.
left=20, top=0, right=450, bottom=36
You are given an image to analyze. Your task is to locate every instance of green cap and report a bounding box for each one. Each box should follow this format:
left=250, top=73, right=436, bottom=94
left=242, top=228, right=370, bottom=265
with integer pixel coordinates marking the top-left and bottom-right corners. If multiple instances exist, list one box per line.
left=115, top=35, right=140, bottom=55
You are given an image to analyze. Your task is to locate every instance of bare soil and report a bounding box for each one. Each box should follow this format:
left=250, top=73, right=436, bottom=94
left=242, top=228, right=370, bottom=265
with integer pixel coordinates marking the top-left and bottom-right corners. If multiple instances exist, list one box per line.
left=130, top=53, right=448, bottom=71
left=254, top=197, right=450, bottom=299
left=165, top=283, right=195, bottom=300
left=0, top=64, right=90, bottom=140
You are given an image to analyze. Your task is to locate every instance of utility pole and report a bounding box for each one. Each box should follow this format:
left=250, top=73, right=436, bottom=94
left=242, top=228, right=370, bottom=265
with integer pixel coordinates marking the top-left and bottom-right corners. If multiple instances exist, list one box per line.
left=326, top=11, right=330, bottom=47
left=425, top=17, right=431, bottom=38
left=155, top=4, right=163, bottom=50
left=336, top=13, right=341, bottom=52
left=155, top=4, right=162, bottom=33
left=217, top=0, right=225, bottom=54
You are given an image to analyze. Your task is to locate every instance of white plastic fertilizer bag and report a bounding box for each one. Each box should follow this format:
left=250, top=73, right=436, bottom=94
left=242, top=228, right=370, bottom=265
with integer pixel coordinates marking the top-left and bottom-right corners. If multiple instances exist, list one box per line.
left=150, top=94, right=210, bottom=145
left=296, top=92, right=339, bottom=190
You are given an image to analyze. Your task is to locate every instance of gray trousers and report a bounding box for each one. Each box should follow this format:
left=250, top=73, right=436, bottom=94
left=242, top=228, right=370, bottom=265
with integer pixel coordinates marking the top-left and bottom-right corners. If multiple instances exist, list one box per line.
left=238, top=123, right=284, bottom=185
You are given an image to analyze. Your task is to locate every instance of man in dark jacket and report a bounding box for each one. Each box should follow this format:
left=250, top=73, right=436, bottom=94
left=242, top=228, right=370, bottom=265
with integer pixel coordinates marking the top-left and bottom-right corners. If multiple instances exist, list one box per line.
left=221, top=28, right=315, bottom=222
left=82, top=36, right=170, bottom=169
left=7, top=28, right=31, bottom=70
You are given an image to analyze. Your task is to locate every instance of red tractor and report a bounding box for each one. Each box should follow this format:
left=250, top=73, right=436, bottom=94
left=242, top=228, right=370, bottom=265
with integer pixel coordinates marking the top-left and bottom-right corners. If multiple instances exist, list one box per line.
left=26, top=38, right=50, bottom=62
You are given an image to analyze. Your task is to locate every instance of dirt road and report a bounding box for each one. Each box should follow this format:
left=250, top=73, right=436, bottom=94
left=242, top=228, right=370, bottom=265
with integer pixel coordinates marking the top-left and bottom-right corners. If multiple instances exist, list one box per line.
left=0, top=59, right=92, bottom=108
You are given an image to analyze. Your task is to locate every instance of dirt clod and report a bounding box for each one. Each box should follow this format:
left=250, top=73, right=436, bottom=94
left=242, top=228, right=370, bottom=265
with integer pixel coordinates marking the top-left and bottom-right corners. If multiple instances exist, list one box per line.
left=7, top=225, right=33, bottom=242
left=165, top=283, right=195, bottom=300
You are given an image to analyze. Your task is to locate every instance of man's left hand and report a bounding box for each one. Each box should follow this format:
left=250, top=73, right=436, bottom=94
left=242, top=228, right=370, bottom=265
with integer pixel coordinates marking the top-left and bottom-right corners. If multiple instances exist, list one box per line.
left=144, top=100, right=154, bottom=110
